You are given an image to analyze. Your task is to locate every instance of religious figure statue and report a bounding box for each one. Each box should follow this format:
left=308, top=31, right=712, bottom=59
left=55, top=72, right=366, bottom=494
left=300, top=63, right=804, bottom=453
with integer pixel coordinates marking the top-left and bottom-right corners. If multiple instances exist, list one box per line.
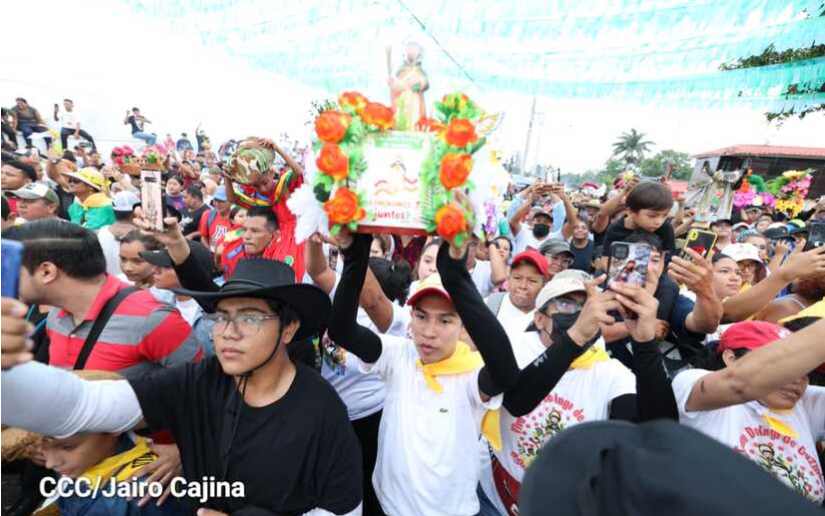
left=387, top=41, right=429, bottom=131
left=684, top=160, right=745, bottom=223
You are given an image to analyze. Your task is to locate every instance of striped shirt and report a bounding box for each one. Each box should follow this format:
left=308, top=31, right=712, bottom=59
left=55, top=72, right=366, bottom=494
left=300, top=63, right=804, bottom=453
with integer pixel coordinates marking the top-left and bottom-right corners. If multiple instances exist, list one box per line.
left=47, top=275, right=201, bottom=379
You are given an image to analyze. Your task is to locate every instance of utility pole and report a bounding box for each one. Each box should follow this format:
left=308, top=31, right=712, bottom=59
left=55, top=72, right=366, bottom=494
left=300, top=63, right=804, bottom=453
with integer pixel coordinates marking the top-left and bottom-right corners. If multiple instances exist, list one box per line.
left=521, top=96, right=537, bottom=176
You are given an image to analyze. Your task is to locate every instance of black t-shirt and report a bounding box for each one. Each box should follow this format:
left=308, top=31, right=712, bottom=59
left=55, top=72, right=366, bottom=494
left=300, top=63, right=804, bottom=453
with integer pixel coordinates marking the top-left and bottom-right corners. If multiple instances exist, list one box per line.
left=570, top=239, right=594, bottom=273
left=182, top=204, right=209, bottom=239
left=602, top=215, right=676, bottom=255
left=127, top=115, right=144, bottom=134
left=129, top=357, right=362, bottom=515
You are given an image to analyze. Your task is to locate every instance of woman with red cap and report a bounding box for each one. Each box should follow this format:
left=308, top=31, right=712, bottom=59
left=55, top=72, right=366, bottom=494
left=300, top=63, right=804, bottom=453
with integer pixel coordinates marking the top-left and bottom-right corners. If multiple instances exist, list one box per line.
left=673, top=321, right=825, bottom=503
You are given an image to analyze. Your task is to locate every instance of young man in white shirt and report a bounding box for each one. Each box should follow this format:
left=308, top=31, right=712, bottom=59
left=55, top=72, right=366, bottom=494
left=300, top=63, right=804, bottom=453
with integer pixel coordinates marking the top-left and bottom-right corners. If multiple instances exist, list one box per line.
left=54, top=99, right=96, bottom=152
left=479, top=270, right=677, bottom=516
left=328, top=232, right=521, bottom=516
left=510, top=183, right=579, bottom=254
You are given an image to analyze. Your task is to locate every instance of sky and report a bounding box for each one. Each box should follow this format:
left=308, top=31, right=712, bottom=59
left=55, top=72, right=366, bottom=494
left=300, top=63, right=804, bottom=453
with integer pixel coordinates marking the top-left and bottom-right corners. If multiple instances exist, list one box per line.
left=1, top=0, right=823, bottom=174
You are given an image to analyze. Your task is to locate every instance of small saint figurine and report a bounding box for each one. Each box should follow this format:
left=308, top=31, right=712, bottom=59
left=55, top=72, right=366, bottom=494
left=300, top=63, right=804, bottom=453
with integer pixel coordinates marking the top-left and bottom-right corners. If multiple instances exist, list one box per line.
left=387, top=41, right=429, bottom=131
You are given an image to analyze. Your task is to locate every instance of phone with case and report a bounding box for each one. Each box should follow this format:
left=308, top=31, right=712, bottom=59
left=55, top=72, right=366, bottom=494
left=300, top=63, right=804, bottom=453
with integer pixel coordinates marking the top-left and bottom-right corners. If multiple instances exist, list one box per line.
left=682, top=229, right=717, bottom=259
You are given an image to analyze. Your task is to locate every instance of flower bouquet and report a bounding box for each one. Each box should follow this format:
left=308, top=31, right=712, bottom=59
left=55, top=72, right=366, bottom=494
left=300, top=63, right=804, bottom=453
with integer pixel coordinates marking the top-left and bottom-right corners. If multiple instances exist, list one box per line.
left=766, top=169, right=813, bottom=218
left=288, top=90, right=494, bottom=247
left=111, top=145, right=141, bottom=177
left=140, top=145, right=166, bottom=172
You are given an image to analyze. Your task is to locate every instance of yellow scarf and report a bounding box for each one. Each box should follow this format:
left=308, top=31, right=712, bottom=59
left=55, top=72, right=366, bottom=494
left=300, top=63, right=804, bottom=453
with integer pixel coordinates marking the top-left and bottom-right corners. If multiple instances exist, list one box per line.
left=763, top=409, right=799, bottom=439
left=80, top=437, right=157, bottom=485
left=416, top=343, right=611, bottom=451
left=80, top=192, right=112, bottom=209
left=485, top=345, right=610, bottom=451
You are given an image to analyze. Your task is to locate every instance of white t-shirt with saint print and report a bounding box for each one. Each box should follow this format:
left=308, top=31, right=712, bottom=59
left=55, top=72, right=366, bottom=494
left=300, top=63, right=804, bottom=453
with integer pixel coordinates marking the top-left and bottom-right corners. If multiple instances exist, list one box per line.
left=673, top=368, right=825, bottom=504
left=479, top=331, right=635, bottom=515
left=363, top=334, right=502, bottom=516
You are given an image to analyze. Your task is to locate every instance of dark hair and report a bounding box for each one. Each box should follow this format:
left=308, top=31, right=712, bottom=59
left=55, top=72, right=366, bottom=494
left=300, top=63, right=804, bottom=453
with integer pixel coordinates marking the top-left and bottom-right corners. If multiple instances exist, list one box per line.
left=185, top=184, right=204, bottom=200
left=493, top=235, right=513, bottom=252
left=373, top=234, right=392, bottom=256
left=120, top=229, right=162, bottom=252
left=132, top=107, right=139, bottom=112
left=4, top=158, right=37, bottom=182
left=166, top=175, right=183, bottom=186
left=626, top=181, right=674, bottom=212
left=413, top=238, right=442, bottom=280
left=369, top=257, right=412, bottom=304
left=62, top=150, right=77, bottom=163
left=692, top=347, right=749, bottom=371
left=3, top=219, right=106, bottom=279
left=626, top=230, right=664, bottom=252
left=712, top=253, right=735, bottom=265
left=1, top=195, right=10, bottom=221
left=246, top=206, right=278, bottom=231
left=114, top=210, right=133, bottom=222
left=15, top=97, right=27, bottom=104
left=64, top=98, right=73, bottom=103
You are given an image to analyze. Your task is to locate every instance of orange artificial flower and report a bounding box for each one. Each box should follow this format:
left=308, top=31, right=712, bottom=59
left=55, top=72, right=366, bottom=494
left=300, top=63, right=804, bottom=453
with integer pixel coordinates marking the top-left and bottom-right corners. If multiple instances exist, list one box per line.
left=435, top=203, right=468, bottom=241
left=315, top=110, right=351, bottom=144
left=439, top=153, right=473, bottom=189
left=417, top=116, right=445, bottom=133
left=324, top=187, right=365, bottom=225
left=443, top=118, right=478, bottom=148
left=339, top=91, right=369, bottom=114
left=316, top=143, right=349, bottom=181
left=361, top=102, right=395, bottom=130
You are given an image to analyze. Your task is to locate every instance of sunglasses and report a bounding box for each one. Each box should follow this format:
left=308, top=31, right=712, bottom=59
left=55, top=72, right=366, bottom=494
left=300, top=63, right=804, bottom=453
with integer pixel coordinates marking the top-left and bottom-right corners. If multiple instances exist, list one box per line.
left=67, top=177, right=81, bottom=184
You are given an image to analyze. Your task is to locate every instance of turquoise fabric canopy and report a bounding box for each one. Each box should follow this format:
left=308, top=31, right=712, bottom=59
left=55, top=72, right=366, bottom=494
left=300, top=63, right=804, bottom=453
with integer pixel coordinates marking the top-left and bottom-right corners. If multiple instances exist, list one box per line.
left=126, top=0, right=824, bottom=112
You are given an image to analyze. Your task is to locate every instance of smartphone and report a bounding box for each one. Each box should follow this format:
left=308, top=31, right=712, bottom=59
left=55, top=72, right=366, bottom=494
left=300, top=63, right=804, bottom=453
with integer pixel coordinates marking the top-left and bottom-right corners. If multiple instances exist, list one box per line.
left=607, top=241, right=651, bottom=319
left=2, top=240, right=24, bottom=298
left=140, top=170, right=164, bottom=231
left=682, top=229, right=717, bottom=259
left=607, top=242, right=651, bottom=289
left=804, top=222, right=825, bottom=251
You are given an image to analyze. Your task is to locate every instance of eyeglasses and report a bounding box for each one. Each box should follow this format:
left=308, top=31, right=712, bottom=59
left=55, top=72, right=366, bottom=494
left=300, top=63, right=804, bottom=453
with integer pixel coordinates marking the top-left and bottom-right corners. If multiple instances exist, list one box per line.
left=543, top=297, right=583, bottom=315
left=204, top=312, right=279, bottom=336
left=547, top=254, right=574, bottom=267
left=67, top=178, right=80, bottom=184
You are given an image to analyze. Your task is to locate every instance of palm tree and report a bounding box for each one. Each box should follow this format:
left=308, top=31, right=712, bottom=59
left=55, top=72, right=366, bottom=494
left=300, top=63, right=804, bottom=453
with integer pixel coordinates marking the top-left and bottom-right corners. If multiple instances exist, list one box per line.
left=612, top=129, right=654, bottom=165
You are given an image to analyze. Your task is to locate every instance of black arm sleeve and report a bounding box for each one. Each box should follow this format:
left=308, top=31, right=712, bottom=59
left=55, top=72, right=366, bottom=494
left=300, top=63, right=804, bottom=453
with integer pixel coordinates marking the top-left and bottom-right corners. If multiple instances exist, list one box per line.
left=436, top=242, right=520, bottom=395
left=609, top=394, right=638, bottom=421
left=327, top=234, right=382, bottom=363
left=172, top=249, right=220, bottom=312
left=629, top=338, right=678, bottom=421
left=502, top=330, right=585, bottom=417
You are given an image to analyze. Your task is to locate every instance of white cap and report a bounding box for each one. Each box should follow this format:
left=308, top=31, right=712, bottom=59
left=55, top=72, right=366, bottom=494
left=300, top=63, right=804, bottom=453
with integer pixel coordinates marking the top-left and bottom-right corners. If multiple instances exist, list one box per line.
left=720, top=243, right=763, bottom=265
left=112, top=190, right=140, bottom=213
left=535, top=269, right=591, bottom=311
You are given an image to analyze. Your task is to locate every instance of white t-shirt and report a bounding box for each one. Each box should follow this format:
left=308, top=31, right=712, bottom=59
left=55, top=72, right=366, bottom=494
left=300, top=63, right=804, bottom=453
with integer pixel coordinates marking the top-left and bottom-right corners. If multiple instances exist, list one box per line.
left=513, top=227, right=563, bottom=254
left=59, top=110, right=79, bottom=130
left=495, top=294, right=535, bottom=338
left=673, top=368, right=825, bottom=503
left=480, top=331, right=635, bottom=514
left=96, top=226, right=123, bottom=277
left=365, top=334, right=502, bottom=516
left=470, top=260, right=495, bottom=298
left=320, top=278, right=410, bottom=421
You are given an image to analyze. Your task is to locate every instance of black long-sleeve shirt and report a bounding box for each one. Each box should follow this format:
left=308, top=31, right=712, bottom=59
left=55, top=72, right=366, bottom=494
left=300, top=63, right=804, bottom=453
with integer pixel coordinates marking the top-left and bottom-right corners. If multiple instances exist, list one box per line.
left=503, top=329, right=678, bottom=422
left=328, top=235, right=520, bottom=396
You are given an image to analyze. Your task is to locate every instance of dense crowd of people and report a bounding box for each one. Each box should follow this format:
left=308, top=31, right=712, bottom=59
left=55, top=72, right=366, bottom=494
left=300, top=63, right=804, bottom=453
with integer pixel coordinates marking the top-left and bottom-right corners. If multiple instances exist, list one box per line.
left=2, top=96, right=825, bottom=516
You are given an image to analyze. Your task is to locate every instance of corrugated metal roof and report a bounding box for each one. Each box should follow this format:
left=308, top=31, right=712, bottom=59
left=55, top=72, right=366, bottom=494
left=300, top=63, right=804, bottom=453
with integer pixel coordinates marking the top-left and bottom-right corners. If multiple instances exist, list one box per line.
left=694, top=145, right=825, bottom=160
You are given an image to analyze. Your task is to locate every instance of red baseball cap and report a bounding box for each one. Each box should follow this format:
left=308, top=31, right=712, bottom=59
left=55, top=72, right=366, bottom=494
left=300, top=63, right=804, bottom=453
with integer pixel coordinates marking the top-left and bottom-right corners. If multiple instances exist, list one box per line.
left=718, top=321, right=791, bottom=353
left=406, top=273, right=453, bottom=307
left=511, top=249, right=549, bottom=278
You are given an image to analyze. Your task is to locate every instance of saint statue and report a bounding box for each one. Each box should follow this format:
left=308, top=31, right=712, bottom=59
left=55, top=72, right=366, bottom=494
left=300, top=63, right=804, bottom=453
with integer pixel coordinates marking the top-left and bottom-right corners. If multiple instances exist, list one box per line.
left=387, top=41, right=429, bottom=131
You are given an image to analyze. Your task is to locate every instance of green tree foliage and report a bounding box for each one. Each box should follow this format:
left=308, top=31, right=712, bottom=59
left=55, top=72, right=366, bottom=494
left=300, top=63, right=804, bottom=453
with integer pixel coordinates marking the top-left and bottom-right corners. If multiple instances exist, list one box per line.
left=639, top=150, right=693, bottom=180
left=611, top=129, right=654, bottom=165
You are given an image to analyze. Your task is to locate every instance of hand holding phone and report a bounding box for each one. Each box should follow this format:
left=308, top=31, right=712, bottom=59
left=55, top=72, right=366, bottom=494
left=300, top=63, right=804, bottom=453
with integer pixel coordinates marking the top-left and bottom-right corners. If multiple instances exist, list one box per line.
left=140, top=170, right=165, bottom=232
left=804, top=222, right=825, bottom=251
left=682, top=229, right=717, bottom=259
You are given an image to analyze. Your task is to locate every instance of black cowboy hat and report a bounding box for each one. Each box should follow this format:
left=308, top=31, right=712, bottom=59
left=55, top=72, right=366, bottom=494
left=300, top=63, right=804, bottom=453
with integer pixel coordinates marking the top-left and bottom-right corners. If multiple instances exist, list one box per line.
left=173, top=258, right=330, bottom=341
left=520, top=420, right=822, bottom=516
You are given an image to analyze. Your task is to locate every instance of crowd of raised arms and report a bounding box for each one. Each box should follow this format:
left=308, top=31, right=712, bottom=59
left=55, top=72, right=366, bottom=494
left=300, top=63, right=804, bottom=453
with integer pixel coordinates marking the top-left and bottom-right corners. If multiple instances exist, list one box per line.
left=2, top=96, right=825, bottom=516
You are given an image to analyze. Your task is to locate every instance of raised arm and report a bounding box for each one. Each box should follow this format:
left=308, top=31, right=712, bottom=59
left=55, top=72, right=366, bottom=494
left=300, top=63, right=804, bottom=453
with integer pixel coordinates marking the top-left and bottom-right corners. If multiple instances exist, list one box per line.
left=272, top=141, right=304, bottom=178
left=552, top=186, right=580, bottom=239
left=509, top=185, right=538, bottom=236
left=668, top=249, right=723, bottom=334
left=306, top=235, right=337, bottom=294
left=684, top=318, right=825, bottom=412
left=327, top=232, right=382, bottom=363
left=437, top=241, right=519, bottom=396
left=487, top=240, right=508, bottom=287
left=722, top=247, right=825, bottom=322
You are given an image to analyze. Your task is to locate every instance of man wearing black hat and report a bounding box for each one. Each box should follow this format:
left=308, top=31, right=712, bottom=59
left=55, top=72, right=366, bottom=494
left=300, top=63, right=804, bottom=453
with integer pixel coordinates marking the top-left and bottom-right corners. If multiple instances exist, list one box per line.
left=0, top=232, right=363, bottom=514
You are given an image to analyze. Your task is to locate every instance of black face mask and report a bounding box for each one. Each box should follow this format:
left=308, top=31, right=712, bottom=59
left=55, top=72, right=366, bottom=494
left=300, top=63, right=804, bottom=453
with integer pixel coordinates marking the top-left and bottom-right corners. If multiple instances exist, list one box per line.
left=538, top=311, right=580, bottom=343
left=532, top=223, right=550, bottom=239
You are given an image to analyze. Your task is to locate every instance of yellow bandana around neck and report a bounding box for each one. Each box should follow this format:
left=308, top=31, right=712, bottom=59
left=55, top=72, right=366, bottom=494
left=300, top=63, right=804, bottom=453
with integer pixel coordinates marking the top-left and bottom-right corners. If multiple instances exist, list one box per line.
left=763, top=410, right=799, bottom=439
left=569, top=346, right=611, bottom=369
left=80, top=436, right=157, bottom=485
left=416, top=342, right=504, bottom=450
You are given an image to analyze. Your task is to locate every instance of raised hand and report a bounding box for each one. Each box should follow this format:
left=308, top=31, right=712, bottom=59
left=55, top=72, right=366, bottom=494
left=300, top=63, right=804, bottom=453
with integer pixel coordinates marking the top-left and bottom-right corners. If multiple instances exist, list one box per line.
left=610, top=282, right=659, bottom=342
left=1, top=298, right=33, bottom=370
left=780, top=246, right=825, bottom=282
left=668, top=248, right=715, bottom=298
left=567, top=276, right=619, bottom=346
